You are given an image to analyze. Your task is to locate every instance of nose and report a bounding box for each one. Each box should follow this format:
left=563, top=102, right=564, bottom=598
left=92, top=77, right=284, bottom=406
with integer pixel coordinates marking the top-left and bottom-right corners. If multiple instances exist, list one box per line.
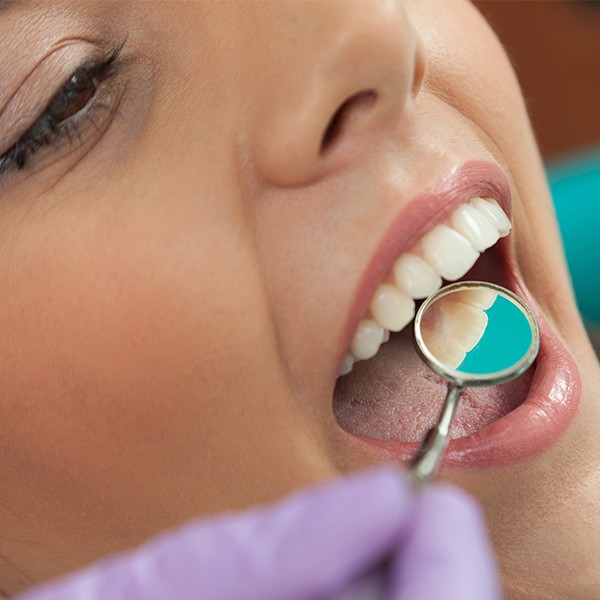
left=249, top=1, right=426, bottom=188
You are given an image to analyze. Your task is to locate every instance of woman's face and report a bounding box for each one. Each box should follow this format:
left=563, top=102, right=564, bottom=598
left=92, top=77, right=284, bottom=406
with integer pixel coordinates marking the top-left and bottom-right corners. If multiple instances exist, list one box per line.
left=1, top=0, right=598, bottom=596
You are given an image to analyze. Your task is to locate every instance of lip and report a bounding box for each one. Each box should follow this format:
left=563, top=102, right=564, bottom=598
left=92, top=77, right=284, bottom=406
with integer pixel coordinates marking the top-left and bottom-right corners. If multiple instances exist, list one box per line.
left=445, top=272, right=581, bottom=465
left=336, top=159, right=512, bottom=367
left=348, top=262, right=582, bottom=466
left=335, top=159, right=582, bottom=466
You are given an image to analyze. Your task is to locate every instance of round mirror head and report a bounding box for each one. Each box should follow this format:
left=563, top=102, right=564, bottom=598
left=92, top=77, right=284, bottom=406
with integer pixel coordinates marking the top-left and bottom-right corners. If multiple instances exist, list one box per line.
left=414, top=281, right=540, bottom=386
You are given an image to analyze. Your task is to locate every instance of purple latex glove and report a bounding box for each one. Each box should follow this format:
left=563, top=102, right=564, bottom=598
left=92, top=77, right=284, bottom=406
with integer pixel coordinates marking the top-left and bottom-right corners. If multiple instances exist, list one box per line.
left=17, top=468, right=501, bottom=600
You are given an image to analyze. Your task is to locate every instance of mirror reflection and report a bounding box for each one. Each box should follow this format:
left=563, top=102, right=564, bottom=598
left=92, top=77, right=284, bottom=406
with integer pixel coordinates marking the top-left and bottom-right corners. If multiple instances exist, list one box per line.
left=419, top=285, right=536, bottom=378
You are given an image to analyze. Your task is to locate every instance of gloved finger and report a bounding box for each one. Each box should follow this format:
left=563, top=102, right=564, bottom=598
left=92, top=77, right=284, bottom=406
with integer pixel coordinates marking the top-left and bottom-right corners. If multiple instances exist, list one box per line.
left=17, top=467, right=416, bottom=600
left=389, top=485, right=502, bottom=600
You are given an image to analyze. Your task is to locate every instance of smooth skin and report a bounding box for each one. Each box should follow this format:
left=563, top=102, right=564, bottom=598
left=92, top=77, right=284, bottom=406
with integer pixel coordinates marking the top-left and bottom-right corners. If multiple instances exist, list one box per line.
left=0, top=1, right=598, bottom=598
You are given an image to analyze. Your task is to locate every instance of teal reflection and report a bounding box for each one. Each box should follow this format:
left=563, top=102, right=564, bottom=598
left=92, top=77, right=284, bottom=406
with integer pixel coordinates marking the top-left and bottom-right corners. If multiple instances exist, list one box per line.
left=457, top=295, right=533, bottom=376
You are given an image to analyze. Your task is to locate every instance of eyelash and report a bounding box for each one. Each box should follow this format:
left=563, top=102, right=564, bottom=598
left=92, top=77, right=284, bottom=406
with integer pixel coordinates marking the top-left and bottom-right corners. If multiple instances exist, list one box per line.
left=0, top=44, right=124, bottom=177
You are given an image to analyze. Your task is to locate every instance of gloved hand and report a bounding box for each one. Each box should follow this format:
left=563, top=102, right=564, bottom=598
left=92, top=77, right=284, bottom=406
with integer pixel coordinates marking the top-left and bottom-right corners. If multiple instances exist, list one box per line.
left=17, top=468, right=501, bottom=600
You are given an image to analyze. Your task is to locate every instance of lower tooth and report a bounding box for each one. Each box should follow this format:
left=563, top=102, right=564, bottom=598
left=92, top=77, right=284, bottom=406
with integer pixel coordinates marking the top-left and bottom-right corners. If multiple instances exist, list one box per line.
left=420, top=224, right=479, bottom=281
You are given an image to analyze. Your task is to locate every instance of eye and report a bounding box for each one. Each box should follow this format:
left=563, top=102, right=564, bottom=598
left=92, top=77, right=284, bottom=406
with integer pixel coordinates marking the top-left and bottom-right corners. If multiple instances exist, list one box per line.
left=0, top=45, right=124, bottom=176
left=53, top=68, right=98, bottom=122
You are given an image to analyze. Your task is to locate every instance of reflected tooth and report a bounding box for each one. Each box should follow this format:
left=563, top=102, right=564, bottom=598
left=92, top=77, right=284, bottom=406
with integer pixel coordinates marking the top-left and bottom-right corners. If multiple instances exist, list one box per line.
left=421, top=224, right=479, bottom=281
left=453, top=288, right=497, bottom=310
left=339, top=353, right=354, bottom=376
left=350, top=319, right=384, bottom=361
left=439, top=301, right=489, bottom=351
left=421, top=325, right=466, bottom=370
left=471, top=198, right=511, bottom=237
left=421, top=299, right=490, bottom=369
left=393, top=253, right=442, bottom=299
left=450, top=204, right=500, bottom=251
left=369, top=284, right=415, bottom=332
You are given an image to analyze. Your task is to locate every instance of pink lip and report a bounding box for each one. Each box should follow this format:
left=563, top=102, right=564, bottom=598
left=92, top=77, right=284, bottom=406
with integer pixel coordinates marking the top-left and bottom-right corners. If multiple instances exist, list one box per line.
left=353, top=265, right=581, bottom=466
left=444, top=275, right=581, bottom=465
left=336, top=160, right=582, bottom=466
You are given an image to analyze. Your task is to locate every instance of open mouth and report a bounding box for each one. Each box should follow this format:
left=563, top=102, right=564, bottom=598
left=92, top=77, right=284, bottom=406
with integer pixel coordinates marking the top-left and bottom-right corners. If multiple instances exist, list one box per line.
left=333, top=161, right=581, bottom=466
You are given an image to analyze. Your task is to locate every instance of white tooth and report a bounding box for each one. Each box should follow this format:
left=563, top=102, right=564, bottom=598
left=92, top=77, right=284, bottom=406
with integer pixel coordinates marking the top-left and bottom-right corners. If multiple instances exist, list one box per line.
left=369, top=284, right=415, bottom=332
left=339, top=353, right=355, bottom=376
left=450, top=204, right=500, bottom=252
left=382, top=330, right=391, bottom=343
left=421, top=299, right=490, bottom=369
left=421, top=326, right=466, bottom=370
left=350, top=319, right=384, bottom=361
left=420, top=224, right=480, bottom=281
left=471, top=198, right=511, bottom=237
left=393, top=253, right=442, bottom=299
left=438, top=300, right=490, bottom=352
left=453, top=288, right=497, bottom=310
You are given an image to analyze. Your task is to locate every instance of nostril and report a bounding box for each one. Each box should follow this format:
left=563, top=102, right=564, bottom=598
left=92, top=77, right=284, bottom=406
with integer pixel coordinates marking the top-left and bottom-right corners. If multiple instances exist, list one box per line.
left=320, top=90, right=378, bottom=154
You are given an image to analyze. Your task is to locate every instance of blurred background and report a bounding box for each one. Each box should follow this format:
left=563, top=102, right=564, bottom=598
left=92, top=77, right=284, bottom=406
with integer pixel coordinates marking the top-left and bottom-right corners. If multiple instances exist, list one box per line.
left=474, top=0, right=600, bottom=352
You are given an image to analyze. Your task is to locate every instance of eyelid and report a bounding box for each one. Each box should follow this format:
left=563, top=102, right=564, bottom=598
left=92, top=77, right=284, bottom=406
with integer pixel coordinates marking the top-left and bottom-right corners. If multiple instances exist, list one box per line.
left=0, top=44, right=127, bottom=179
left=0, top=41, right=115, bottom=152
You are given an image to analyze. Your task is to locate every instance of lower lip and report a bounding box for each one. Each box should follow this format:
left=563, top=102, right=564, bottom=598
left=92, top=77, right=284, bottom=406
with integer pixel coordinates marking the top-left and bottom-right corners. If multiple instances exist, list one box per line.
left=349, top=257, right=582, bottom=467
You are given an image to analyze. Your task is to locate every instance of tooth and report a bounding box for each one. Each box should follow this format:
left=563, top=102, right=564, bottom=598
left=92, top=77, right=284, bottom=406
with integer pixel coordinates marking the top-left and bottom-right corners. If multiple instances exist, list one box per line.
left=369, top=284, right=415, bottom=332
left=350, top=319, right=384, bottom=361
left=421, top=326, right=466, bottom=370
left=393, top=253, right=442, bottom=299
left=471, top=198, right=511, bottom=237
left=345, top=199, right=508, bottom=367
left=339, top=353, right=355, bottom=376
left=438, top=301, right=490, bottom=352
left=421, top=299, right=490, bottom=369
left=450, top=204, right=500, bottom=252
left=420, top=224, right=479, bottom=281
left=454, top=288, right=497, bottom=310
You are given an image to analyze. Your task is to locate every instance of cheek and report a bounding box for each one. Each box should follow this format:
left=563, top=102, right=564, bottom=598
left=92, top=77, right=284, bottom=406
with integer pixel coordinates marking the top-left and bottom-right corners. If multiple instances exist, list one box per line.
left=411, top=0, right=528, bottom=153
left=0, top=194, right=277, bottom=475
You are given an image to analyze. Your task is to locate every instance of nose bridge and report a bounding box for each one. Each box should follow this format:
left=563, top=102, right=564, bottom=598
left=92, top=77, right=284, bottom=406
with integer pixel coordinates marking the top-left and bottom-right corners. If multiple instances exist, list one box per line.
left=248, top=0, right=425, bottom=188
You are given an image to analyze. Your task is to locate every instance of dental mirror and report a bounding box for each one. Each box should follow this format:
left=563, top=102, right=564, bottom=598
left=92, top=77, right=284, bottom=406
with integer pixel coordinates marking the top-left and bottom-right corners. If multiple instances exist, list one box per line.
left=408, top=281, right=540, bottom=485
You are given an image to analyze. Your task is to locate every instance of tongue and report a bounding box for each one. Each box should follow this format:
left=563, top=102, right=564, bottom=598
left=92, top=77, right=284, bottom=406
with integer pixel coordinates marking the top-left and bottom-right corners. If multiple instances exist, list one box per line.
left=333, top=325, right=534, bottom=442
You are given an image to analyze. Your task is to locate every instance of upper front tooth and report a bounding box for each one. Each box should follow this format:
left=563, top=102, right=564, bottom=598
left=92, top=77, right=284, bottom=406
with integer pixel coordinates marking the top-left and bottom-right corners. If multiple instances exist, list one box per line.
left=420, top=224, right=479, bottom=281
left=350, top=319, right=384, bottom=360
left=369, top=283, right=415, bottom=332
left=470, top=198, right=511, bottom=237
left=450, top=204, right=500, bottom=252
left=393, top=253, right=442, bottom=299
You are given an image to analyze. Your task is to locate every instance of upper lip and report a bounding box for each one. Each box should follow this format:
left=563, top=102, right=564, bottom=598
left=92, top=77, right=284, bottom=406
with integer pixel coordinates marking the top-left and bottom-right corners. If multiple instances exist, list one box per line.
left=336, top=159, right=513, bottom=370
